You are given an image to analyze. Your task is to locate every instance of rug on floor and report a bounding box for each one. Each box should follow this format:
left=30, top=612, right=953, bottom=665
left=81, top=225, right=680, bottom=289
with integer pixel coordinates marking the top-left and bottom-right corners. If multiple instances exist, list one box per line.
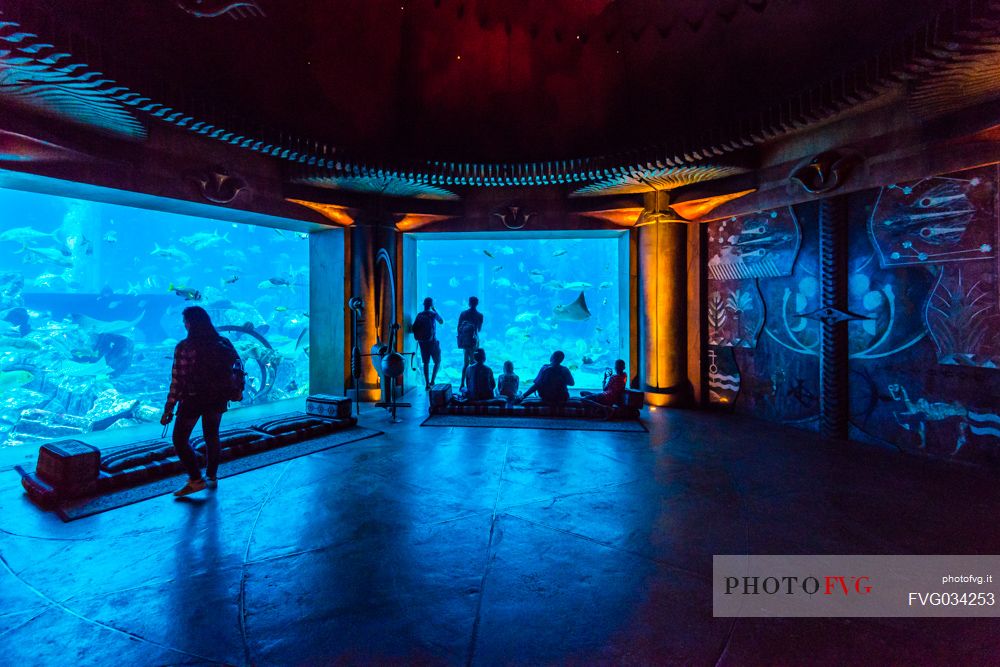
left=420, top=414, right=647, bottom=433
left=56, top=426, right=383, bottom=521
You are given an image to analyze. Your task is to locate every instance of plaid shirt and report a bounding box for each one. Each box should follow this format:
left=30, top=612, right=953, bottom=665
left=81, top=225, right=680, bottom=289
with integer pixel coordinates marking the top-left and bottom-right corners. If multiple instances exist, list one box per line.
left=165, top=336, right=237, bottom=410
left=165, top=339, right=197, bottom=410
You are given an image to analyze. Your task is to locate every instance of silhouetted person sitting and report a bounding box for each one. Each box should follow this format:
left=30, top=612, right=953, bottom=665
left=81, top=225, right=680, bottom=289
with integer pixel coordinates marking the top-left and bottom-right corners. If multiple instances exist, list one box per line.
left=520, top=350, right=575, bottom=405
left=581, top=359, right=628, bottom=406
left=457, top=296, right=484, bottom=391
left=463, top=347, right=496, bottom=401
left=497, top=360, right=520, bottom=403
left=412, top=296, right=444, bottom=390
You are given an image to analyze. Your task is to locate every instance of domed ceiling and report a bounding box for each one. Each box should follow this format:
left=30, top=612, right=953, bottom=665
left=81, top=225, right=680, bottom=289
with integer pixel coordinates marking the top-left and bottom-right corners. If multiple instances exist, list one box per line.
left=36, top=0, right=953, bottom=163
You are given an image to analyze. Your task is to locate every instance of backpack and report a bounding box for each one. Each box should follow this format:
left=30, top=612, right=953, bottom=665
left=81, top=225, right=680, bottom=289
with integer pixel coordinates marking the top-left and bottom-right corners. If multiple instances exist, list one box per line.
left=457, top=319, right=478, bottom=349
left=412, top=312, right=433, bottom=343
left=193, top=337, right=246, bottom=403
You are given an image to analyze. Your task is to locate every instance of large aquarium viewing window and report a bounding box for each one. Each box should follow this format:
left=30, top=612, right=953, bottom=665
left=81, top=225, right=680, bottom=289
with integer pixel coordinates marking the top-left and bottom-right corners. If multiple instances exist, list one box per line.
left=0, top=186, right=310, bottom=449
left=408, top=232, right=629, bottom=389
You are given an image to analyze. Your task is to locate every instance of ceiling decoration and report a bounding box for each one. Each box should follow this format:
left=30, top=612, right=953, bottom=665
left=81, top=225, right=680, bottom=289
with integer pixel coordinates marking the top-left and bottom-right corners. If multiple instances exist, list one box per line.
left=174, top=0, right=265, bottom=20
left=293, top=173, right=460, bottom=201
left=570, top=163, right=747, bottom=197
left=910, top=48, right=1000, bottom=119
left=0, top=0, right=998, bottom=200
left=286, top=199, right=355, bottom=226
left=0, top=129, right=90, bottom=162
left=394, top=213, right=455, bottom=232
left=670, top=190, right=756, bottom=221
left=0, top=22, right=146, bottom=139
left=579, top=207, right=645, bottom=228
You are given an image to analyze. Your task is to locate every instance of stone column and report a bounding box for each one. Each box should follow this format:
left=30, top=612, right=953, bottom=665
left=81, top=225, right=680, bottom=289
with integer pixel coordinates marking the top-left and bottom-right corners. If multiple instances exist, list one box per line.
left=347, top=215, right=399, bottom=401
left=309, top=227, right=346, bottom=396
left=638, top=212, right=691, bottom=407
left=818, top=195, right=850, bottom=439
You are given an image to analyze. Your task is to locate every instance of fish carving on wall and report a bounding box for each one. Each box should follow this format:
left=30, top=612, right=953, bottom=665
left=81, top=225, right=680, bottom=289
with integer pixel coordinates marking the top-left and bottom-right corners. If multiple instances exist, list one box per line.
left=175, top=0, right=265, bottom=19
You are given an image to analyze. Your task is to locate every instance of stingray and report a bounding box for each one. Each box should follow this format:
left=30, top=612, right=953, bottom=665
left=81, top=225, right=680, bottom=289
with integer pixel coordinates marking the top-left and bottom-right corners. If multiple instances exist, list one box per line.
left=553, top=292, right=591, bottom=321
left=72, top=311, right=144, bottom=335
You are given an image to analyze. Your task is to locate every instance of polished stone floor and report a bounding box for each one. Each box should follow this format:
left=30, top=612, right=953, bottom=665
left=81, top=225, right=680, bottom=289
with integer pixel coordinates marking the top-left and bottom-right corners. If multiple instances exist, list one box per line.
left=1, top=396, right=998, bottom=665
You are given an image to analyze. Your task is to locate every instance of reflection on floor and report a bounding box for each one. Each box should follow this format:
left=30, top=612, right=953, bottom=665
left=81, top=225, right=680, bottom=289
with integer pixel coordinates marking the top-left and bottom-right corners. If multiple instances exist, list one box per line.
left=0, top=397, right=308, bottom=474
left=0, top=393, right=998, bottom=664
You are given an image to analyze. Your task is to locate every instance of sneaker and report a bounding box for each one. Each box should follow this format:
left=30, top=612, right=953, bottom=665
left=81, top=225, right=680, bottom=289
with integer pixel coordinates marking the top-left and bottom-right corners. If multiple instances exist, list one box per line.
left=173, top=478, right=206, bottom=497
left=205, top=477, right=218, bottom=489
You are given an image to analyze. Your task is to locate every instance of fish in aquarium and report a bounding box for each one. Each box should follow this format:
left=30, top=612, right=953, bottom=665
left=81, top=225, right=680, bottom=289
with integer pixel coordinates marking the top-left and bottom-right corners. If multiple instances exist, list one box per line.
left=150, top=243, right=192, bottom=264
left=0, top=227, right=56, bottom=245
left=179, top=230, right=230, bottom=250
left=553, top=292, right=591, bottom=321
left=0, top=186, right=312, bottom=447
left=415, top=237, right=621, bottom=388
left=169, top=284, right=202, bottom=301
left=17, top=245, right=73, bottom=267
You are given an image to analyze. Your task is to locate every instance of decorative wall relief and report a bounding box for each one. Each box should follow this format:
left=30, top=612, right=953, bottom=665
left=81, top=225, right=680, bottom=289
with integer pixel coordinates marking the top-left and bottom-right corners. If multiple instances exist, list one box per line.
left=868, top=165, right=997, bottom=268
left=734, top=340, right=820, bottom=427
left=761, top=271, right=822, bottom=357
left=707, top=207, right=800, bottom=280
left=707, top=280, right=765, bottom=347
left=846, top=164, right=1000, bottom=465
left=707, top=345, right=740, bottom=406
left=188, top=166, right=248, bottom=204
left=492, top=204, right=537, bottom=230
left=846, top=254, right=929, bottom=360
left=886, top=383, right=1000, bottom=456
left=789, top=150, right=860, bottom=194
left=925, top=265, right=1000, bottom=367
left=705, top=204, right=820, bottom=427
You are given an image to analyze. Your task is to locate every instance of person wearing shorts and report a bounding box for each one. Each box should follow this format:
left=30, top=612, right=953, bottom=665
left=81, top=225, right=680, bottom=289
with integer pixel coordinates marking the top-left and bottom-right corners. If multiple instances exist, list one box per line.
left=413, top=297, right=444, bottom=389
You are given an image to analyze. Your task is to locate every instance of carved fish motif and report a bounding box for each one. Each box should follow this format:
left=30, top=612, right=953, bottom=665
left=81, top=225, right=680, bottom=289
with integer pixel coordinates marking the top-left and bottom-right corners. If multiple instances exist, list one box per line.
left=175, top=0, right=265, bottom=19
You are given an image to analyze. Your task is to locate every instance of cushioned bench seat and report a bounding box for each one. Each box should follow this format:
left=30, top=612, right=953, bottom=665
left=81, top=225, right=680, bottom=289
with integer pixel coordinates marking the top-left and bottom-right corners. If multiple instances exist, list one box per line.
left=431, top=395, right=642, bottom=420
left=18, top=405, right=357, bottom=507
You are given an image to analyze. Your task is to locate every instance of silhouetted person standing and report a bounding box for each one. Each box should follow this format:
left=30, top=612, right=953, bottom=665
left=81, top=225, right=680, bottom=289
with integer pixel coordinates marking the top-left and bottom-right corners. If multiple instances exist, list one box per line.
left=412, top=296, right=444, bottom=390
left=457, top=296, right=484, bottom=391
left=161, top=306, right=239, bottom=497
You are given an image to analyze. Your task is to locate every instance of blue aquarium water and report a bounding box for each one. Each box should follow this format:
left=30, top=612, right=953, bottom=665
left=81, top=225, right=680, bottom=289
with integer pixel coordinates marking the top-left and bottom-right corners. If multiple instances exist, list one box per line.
left=0, top=187, right=310, bottom=448
left=413, top=236, right=625, bottom=390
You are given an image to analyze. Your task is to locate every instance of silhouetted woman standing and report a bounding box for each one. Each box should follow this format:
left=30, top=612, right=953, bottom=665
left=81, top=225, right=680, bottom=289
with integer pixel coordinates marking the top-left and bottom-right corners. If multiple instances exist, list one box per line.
left=161, top=306, right=238, bottom=497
